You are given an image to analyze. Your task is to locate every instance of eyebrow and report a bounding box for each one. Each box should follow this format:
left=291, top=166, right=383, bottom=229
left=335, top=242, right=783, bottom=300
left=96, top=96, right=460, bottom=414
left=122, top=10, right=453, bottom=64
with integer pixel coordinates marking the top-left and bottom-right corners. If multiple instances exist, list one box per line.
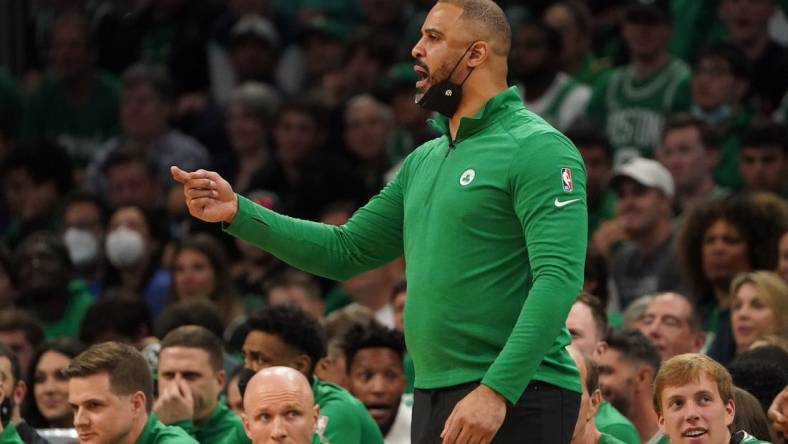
left=423, top=27, right=444, bottom=37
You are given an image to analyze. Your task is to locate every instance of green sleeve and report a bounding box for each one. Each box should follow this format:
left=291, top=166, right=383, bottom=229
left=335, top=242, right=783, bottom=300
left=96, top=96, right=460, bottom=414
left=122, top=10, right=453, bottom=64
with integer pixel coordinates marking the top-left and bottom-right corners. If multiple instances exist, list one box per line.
left=481, top=133, right=588, bottom=404
left=319, top=402, right=383, bottom=444
left=168, top=419, right=197, bottom=439
left=223, top=166, right=405, bottom=281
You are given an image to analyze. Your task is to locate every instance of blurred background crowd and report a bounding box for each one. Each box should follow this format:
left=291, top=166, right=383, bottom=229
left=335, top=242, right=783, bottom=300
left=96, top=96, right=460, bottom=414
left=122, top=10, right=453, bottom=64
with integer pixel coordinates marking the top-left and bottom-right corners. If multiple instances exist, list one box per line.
left=0, top=0, right=787, bottom=442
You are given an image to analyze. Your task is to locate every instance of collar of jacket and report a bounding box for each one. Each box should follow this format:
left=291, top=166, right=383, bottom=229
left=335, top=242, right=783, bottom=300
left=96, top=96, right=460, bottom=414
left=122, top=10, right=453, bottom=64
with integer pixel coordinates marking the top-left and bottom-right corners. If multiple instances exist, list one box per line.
left=427, top=86, right=522, bottom=143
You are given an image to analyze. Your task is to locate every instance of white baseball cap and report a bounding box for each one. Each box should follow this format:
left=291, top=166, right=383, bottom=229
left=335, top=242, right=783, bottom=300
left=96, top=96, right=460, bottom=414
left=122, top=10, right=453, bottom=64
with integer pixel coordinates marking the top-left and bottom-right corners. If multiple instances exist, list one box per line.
left=611, top=157, right=675, bottom=197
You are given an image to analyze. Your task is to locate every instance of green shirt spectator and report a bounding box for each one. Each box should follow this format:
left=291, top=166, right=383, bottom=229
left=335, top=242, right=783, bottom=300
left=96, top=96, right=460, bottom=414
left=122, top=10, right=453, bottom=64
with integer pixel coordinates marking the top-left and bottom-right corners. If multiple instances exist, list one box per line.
left=169, top=403, right=250, bottom=444
left=43, top=280, right=94, bottom=339
left=0, top=423, right=25, bottom=444
left=311, top=376, right=382, bottom=444
left=137, top=414, right=199, bottom=444
left=595, top=400, right=641, bottom=444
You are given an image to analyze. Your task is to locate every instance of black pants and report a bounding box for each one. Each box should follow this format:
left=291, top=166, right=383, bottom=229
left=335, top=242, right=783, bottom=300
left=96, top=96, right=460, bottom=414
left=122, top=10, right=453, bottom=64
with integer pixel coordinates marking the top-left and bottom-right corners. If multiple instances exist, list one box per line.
left=412, top=381, right=580, bottom=444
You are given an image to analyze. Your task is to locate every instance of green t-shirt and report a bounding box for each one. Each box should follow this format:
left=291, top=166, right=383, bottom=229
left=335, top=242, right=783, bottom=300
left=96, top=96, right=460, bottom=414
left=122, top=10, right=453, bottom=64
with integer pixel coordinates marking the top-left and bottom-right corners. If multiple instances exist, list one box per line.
left=311, top=377, right=383, bottom=444
left=0, top=423, right=26, bottom=444
left=587, top=59, right=692, bottom=160
left=224, top=87, right=588, bottom=404
left=598, top=432, right=628, bottom=444
left=595, top=401, right=640, bottom=444
left=137, top=415, right=199, bottom=444
left=20, top=71, right=119, bottom=166
left=43, top=280, right=94, bottom=339
left=169, top=402, right=250, bottom=444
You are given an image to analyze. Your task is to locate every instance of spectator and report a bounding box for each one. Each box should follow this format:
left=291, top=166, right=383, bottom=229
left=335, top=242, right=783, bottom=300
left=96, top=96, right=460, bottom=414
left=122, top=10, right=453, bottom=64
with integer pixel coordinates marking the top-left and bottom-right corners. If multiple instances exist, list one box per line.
left=86, top=64, right=211, bottom=196
left=656, top=115, right=728, bottom=213
left=652, top=354, right=770, bottom=444
left=342, top=94, right=397, bottom=198
left=20, top=13, right=119, bottom=165
left=732, top=386, right=775, bottom=442
left=241, top=305, right=384, bottom=444
left=542, top=0, right=612, bottom=87
left=100, top=149, right=164, bottom=212
left=167, top=234, right=245, bottom=328
left=621, top=294, right=654, bottom=331
left=0, top=309, right=44, bottom=378
left=565, top=122, right=616, bottom=237
left=344, top=31, right=397, bottom=97
left=241, top=366, right=320, bottom=444
left=22, top=338, right=85, bottom=429
left=677, top=194, right=788, bottom=364
left=729, top=345, right=788, bottom=417
left=78, top=293, right=152, bottom=349
left=596, top=329, right=662, bottom=443
left=0, top=343, right=47, bottom=444
left=265, top=269, right=324, bottom=320
left=344, top=322, right=410, bottom=443
left=587, top=0, right=691, bottom=161
left=637, top=292, right=706, bottom=362
left=739, top=122, right=788, bottom=196
left=12, top=232, right=93, bottom=339
left=61, top=191, right=108, bottom=295
left=224, top=365, right=245, bottom=417
left=510, top=21, right=591, bottom=131
left=102, top=205, right=170, bottom=318
left=565, top=294, right=641, bottom=444
left=690, top=44, right=754, bottom=190
left=730, top=272, right=788, bottom=355
left=276, top=19, right=349, bottom=97
left=154, top=326, right=249, bottom=444
left=607, top=158, right=682, bottom=309
left=316, top=304, right=375, bottom=389
left=65, top=342, right=199, bottom=443
left=225, top=16, right=281, bottom=98
left=567, top=347, right=619, bottom=444
left=719, top=0, right=788, bottom=115
left=1, top=143, right=74, bottom=249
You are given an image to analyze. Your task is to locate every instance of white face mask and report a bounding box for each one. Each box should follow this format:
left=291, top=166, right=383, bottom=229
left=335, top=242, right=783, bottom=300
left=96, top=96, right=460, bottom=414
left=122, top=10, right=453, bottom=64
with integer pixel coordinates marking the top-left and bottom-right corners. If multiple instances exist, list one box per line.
left=105, top=226, right=145, bottom=269
left=63, top=228, right=100, bottom=267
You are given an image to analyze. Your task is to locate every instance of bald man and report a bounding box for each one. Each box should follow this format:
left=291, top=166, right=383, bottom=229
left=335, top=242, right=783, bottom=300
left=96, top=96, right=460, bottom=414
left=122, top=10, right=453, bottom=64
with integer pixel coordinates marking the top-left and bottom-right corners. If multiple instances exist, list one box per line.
left=242, top=367, right=320, bottom=444
left=173, top=0, right=587, bottom=442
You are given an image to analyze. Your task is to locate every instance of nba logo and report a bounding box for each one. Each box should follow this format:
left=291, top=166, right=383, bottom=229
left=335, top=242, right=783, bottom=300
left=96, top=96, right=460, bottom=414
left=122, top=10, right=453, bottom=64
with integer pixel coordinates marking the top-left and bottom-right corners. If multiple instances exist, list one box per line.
left=561, top=168, right=573, bottom=192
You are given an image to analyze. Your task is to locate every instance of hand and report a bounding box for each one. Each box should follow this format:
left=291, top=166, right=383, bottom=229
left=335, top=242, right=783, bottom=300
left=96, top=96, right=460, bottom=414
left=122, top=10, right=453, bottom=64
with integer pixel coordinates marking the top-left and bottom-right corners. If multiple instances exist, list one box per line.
left=768, top=386, right=788, bottom=438
left=171, top=166, right=238, bottom=224
left=591, top=218, right=627, bottom=260
left=441, top=384, right=507, bottom=444
left=153, top=379, right=194, bottom=424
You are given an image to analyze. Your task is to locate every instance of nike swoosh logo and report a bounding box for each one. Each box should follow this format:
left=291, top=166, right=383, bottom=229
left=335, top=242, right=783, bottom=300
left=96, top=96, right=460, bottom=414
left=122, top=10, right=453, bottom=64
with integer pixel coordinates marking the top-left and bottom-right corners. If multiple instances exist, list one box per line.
left=554, top=198, right=581, bottom=208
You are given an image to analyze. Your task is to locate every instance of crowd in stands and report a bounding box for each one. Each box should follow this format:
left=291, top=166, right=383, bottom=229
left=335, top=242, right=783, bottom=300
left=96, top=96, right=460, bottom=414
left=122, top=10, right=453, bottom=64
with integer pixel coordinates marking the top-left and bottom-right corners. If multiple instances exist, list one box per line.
left=0, top=0, right=787, bottom=442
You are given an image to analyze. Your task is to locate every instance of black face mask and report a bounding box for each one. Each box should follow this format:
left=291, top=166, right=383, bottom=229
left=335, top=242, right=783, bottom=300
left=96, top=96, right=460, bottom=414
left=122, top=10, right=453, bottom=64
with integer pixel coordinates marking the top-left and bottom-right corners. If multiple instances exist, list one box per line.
left=417, top=43, right=475, bottom=118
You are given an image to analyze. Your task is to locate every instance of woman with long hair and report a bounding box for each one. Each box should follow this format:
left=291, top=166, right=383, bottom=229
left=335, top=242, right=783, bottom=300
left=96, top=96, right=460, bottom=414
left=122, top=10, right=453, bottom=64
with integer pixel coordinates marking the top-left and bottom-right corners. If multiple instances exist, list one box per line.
left=22, top=338, right=85, bottom=428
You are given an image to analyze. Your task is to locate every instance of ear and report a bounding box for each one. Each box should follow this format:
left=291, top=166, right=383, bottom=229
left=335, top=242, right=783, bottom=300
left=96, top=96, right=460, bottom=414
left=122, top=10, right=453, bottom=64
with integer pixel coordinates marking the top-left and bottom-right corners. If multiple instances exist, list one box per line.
left=216, top=369, right=226, bottom=389
left=594, top=341, right=607, bottom=358
left=638, top=366, right=655, bottom=389
left=13, top=380, right=26, bottom=406
left=658, top=413, right=666, bottom=435
left=312, top=404, right=321, bottom=432
left=292, top=354, right=312, bottom=376
left=589, top=389, right=602, bottom=418
left=692, top=332, right=707, bottom=353
left=467, top=41, right=490, bottom=68
left=724, top=398, right=735, bottom=427
left=242, top=413, right=252, bottom=439
left=131, top=391, right=146, bottom=417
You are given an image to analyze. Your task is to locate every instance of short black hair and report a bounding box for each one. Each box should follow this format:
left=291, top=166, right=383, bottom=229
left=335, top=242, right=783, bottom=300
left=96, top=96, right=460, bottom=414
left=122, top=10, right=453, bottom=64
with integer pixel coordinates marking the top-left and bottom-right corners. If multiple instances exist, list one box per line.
left=101, top=147, right=158, bottom=179
left=154, top=299, right=225, bottom=341
left=160, top=325, right=225, bottom=372
left=662, top=113, right=721, bottom=149
left=741, top=121, right=787, bottom=153
left=343, top=322, right=405, bottom=372
left=728, top=345, right=788, bottom=413
left=246, top=305, right=326, bottom=374
left=79, top=294, right=152, bottom=346
left=605, top=328, right=661, bottom=373
left=2, top=142, right=74, bottom=196
left=63, top=190, right=110, bottom=228
left=0, top=343, right=21, bottom=385
left=694, top=43, right=751, bottom=80
left=0, top=309, right=45, bottom=350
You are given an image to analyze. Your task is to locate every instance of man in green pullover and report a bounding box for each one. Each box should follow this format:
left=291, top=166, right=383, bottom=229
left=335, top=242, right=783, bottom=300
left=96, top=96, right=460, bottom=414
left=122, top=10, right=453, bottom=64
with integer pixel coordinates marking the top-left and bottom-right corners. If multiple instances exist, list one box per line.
left=66, top=341, right=199, bottom=444
left=154, top=326, right=250, bottom=444
left=172, top=0, right=588, bottom=441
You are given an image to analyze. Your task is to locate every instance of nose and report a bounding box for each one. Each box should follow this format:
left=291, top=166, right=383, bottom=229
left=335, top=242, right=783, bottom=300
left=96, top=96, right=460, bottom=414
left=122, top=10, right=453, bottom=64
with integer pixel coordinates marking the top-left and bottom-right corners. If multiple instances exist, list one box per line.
left=684, top=400, right=701, bottom=422
left=73, top=407, right=89, bottom=427
left=270, top=416, right=287, bottom=439
left=369, top=375, right=387, bottom=396
left=411, top=37, right=425, bottom=60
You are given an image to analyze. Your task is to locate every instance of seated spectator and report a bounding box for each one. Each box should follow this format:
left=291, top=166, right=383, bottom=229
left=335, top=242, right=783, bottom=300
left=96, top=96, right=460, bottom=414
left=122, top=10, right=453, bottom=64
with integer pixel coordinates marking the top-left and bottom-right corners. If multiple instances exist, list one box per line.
left=510, top=21, right=591, bottom=131
left=20, top=13, right=119, bottom=165
left=102, top=205, right=170, bottom=318
left=265, top=269, right=325, bottom=320
left=690, top=44, right=754, bottom=190
left=0, top=309, right=45, bottom=378
left=224, top=16, right=281, bottom=97
left=637, top=292, right=706, bottom=362
left=241, top=305, right=384, bottom=444
left=739, top=122, right=788, bottom=196
left=12, top=232, right=93, bottom=339
left=566, top=294, right=640, bottom=444
left=565, top=122, right=616, bottom=237
left=732, top=386, right=774, bottom=442
left=241, top=367, right=320, bottom=444
left=596, top=329, right=662, bottom=443
left=78, top=293, right=153, bottom=349
left=62, top=191, right=108, bottom=296
left=344, top=30, right=397, bottom=98
left=316, top=304, right=375, bottom=389
left=101, top=149, right=164, bottom=212
left=154, top=326, right=249, bottom=444
left=586, top=0, right=691, bottom=161
left=22, top=338, right=85, bottom=429
left=344, top=322, right=410, bottom=443
left=678, top=194, right=788, bottom=364
left=719, top=0, right=788, bottom=115
left=2, top=143, right=74, bottom=249
left=542, top=0, right=612, bottom=87
left=0, top=343, right=47, bottom=444
left=653, top=353, right=770, bottom=444
left=166, top=234, right=244, bottom=328
left=607, top=158, right=682, bottom=309
left=65, top=341, right=199, bottom=443
left=224, top=365, right=245, bottom=417
left=656, top=115, right=728, bottom=213
left=730, top=272, right=788, bottom=355
left=567, top=346, right=618, bottom=444
left=728, top=345, right=788, bottom=416
left=86, top=64, right=211, bottom=196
